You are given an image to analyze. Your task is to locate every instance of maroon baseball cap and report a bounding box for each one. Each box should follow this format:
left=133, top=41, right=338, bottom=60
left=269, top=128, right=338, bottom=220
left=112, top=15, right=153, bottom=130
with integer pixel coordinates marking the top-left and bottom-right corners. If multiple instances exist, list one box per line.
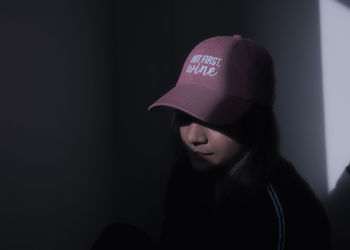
left=147, top=35, right=275, bottom=125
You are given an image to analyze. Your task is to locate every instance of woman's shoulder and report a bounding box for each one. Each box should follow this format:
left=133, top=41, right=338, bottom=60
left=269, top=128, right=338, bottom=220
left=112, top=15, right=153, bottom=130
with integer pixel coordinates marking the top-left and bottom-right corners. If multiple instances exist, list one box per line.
left=269, top=156, right=329, bottom=225
left=269, top=156, right=324, bottom=204
left=270, top=156, right=312, bottom=191
left=269, top=156, right=331, bottom=248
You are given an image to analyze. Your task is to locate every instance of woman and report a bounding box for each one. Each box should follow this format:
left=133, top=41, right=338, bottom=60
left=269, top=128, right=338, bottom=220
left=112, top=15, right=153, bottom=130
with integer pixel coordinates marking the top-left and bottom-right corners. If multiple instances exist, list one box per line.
left=148, top=35, right=331, bottom=250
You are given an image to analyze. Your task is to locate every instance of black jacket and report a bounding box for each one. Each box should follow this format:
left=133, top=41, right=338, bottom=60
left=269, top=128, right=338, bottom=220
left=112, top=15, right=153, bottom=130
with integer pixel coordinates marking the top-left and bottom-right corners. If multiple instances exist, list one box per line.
left=161, top=153, right=331, bottom=250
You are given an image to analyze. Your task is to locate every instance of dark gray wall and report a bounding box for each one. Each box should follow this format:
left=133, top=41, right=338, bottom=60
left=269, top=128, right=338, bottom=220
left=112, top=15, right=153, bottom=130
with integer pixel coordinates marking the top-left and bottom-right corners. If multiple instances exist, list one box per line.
left=0, top=1, right=329, bottom=250
left=1, top=1, right=176, bottom=249
left=0, top=1, right=116, bottom=249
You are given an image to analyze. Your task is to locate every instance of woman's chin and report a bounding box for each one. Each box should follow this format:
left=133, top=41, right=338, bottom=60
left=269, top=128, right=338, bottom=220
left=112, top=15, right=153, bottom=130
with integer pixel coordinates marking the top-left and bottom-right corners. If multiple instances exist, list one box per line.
left=189, top=158, right=216, bottom=172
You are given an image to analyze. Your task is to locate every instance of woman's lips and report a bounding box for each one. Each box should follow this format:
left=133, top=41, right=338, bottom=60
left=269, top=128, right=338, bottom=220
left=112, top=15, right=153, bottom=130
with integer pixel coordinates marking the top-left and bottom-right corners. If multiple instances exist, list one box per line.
left=186, top=148, right=213, bottom=160
left=194, top=151, right=213, bottom=155
left=191, top=151, right=213, bottom=157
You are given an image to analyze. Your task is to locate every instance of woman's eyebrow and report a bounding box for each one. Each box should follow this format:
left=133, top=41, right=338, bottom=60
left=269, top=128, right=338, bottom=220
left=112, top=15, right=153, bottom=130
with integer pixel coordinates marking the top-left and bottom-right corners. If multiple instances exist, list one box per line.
left=175, top=111, right=227, bottom=130
left=175, top=111, right=193, bottom=120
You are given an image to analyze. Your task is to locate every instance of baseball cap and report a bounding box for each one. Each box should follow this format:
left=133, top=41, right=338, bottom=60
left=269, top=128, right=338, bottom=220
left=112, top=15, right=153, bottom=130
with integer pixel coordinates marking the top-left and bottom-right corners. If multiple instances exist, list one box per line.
left=147, top=34, right=275, bottom=125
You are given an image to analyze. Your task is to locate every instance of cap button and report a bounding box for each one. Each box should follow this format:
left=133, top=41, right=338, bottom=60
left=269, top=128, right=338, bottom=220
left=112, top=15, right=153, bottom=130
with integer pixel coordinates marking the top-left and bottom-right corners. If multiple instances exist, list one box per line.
left=233, top=34, right=242, bottom=39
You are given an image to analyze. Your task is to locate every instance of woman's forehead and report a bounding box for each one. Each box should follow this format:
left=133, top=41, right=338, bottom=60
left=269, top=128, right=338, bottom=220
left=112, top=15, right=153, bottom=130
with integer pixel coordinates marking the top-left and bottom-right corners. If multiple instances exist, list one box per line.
left=174, top=110, right=207, bottom=124
left=174, top=109, right=232, bottom=131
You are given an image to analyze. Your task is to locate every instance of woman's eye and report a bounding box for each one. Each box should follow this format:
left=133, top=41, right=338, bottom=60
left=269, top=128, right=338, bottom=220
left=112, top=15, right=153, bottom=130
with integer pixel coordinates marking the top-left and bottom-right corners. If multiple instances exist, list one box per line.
left=175, top=112, right=192, bottom=125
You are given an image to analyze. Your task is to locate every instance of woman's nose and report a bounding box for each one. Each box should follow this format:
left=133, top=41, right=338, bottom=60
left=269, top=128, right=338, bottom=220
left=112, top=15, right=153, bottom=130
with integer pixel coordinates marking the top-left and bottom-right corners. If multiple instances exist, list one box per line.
left=186, top=122, right=208, bottom=145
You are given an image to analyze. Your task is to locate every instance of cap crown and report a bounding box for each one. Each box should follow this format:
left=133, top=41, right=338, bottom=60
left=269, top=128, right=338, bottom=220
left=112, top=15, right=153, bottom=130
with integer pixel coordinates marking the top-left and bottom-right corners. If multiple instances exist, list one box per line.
left=177, top=35, right=275, bottom=107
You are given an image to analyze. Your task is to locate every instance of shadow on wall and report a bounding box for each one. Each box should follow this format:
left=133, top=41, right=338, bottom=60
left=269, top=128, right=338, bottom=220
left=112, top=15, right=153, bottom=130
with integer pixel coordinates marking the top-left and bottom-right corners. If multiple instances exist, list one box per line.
left=337, top=0, right=350, bottom=8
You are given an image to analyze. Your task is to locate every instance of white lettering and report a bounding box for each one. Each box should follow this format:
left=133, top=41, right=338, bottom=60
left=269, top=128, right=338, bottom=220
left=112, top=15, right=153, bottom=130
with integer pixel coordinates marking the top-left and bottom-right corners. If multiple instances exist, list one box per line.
left=207, top=67, right=218, bottom=76
left=186, top=64, right=201, bottom=73
left=185, top=54, right=222, bottom=77
left=190, top=55, right=202, bottom=63
left=216, top=58, right=223, bottom=67
left=201, top=55, right=208, bottom=64
left=196, top=65, right=208, bottom=74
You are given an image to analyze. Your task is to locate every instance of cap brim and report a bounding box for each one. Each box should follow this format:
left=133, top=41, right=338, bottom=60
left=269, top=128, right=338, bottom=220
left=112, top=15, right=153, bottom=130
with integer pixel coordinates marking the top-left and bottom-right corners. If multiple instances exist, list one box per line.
left=148, top=84, right=252, bottom=125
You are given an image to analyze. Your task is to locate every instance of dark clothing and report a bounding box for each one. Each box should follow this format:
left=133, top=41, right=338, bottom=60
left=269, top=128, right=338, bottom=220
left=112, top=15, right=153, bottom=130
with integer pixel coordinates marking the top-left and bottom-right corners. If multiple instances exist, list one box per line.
left=161, top=153, right=331, bottom=250
left=91, top=223, right=159, bottom=250
left=91, top=153, right=331, bottom=250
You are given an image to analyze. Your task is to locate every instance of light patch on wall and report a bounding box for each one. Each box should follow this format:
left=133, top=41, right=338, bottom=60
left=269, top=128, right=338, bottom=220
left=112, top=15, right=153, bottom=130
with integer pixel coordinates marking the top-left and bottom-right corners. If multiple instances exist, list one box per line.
left=319, top=0, right=350, bottom=191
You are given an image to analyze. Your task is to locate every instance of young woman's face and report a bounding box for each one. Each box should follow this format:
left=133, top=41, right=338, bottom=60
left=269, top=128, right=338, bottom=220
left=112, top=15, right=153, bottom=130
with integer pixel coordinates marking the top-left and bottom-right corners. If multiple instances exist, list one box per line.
left=176, top=111, right=246, bottom=172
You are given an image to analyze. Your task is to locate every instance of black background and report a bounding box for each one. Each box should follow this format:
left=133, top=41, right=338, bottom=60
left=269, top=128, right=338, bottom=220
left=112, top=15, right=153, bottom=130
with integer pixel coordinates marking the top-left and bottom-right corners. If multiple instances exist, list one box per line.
left=0, top=1, right=332, bottom=249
